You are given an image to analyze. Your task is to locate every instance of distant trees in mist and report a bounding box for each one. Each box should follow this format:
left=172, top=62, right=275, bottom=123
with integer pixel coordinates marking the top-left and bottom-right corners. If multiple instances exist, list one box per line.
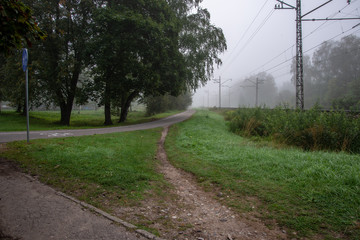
left=231, top=35, right=360, bottom=110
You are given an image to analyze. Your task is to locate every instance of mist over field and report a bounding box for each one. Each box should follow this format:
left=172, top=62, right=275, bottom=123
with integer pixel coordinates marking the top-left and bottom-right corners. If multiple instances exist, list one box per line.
left=192, top=0, right=360, bottom=110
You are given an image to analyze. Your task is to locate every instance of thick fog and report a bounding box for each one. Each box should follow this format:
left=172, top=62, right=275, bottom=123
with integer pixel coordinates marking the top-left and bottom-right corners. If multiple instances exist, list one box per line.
left=192, top=0, right=360, bottom=109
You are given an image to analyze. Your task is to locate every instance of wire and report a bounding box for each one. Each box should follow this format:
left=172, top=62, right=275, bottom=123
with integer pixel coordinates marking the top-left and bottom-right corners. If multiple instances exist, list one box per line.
left=222, top=0, right=271, bottom=65
left=249, top=45, right=295, bottom=75
left=270, top=27, right=360, bottom=80
left=220, top=8, right=276, bottom=75
left=260, top=24, right=360, bottom=75
left=244, top=1, right=359, bottom=78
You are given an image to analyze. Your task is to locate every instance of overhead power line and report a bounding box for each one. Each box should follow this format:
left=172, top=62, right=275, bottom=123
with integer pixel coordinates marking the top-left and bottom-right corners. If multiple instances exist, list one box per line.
left=262, top=24, right=360, bottom=76
left=221, top=8, right=275, bottom=75
left=222, top=0, right=271, bottom=66
left=248, top=2, right=355, bottom=76
left=275, top=0, right=359, bottom=110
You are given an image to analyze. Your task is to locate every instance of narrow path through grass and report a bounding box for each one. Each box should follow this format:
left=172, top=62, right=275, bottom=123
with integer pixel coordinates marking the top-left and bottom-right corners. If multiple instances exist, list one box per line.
left=165, top=110, right=360, bottom=239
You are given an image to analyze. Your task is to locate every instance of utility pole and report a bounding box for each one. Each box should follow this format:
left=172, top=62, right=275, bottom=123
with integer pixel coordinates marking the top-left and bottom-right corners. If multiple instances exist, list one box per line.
left=295, top=0, right=304, bottom=110
left=213, top=76, right=221, bottom=108
left=275, top=0, right=303, bottom=109
left=248, top=78, right=265, bottom=107
left=219, top=76, right=221, bottom=108
left=213, top=77, right=232, bottom=109
left=275, top=0, right=358, bottom=110
left=240, top=78, right=264, bottom=107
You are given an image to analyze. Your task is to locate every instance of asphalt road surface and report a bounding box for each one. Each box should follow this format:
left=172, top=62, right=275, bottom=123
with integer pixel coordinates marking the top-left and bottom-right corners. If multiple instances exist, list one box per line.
left=0, top=110, right=195, bottom=143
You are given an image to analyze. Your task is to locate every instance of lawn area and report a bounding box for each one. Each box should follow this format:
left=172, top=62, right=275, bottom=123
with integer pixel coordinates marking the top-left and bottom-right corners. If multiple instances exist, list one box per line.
left=1, top=128, right=165, bottom=208
left=0, top=110, right=182, bottom=131
left=165, top=110, right=360, bottom=239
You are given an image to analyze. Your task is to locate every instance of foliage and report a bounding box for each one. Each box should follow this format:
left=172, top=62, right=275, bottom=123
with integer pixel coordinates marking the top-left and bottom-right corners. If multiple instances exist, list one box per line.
left=143, top=92, right=193, bottom=116
left=19, top=0, right=96, bottom=125
left=1, top=0, right=226, bottom=126
left=90, top=0, right=187, bottom=124
left=0, top=52, right=25, bottom=113
left=90, top=0, right=226, bottom=124
left=166, top=110, right=360, bottom=239
left=287, top=35, right=360, bottom=109
left=0, top=0, right=46, bottom=54
left=175, top=2, right=227, bottom=89
left=226, top=107, right=360, bottom=153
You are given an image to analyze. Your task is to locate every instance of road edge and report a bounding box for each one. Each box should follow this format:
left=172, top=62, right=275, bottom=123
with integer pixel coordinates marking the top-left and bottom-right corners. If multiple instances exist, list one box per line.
left=56, top=191, right=166, bottom=240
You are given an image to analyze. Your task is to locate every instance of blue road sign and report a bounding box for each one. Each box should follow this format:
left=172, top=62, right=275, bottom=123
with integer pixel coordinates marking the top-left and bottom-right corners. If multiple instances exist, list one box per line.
left=22, top=49, right=28, bottom=72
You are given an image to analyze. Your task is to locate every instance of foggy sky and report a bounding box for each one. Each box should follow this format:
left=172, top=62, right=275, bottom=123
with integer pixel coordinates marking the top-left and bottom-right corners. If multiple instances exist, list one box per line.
left=192, top=0, right=360, bottom=108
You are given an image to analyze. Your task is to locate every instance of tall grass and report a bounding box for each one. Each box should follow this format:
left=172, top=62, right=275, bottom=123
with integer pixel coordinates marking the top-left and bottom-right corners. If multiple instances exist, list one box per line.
left=226, top=107, right=360, bottom=153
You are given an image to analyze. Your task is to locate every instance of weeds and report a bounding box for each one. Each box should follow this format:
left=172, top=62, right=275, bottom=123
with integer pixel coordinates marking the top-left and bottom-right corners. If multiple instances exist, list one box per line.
left=226, top=107, right=360, bottom=153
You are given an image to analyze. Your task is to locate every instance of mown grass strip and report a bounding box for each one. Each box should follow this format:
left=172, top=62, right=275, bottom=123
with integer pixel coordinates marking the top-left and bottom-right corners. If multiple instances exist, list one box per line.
left=165, top=110, right=360, bottom=239
left=1, top=128, right=165, bottom=208
left=0, top=110, right=182, bottom=131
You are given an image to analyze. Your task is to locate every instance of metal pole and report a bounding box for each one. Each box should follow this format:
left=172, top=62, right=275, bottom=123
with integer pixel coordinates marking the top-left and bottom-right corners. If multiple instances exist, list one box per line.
left=25, top=64, right=29, bottom=143
left=219, top=76, right=221, bottom=108
left=255, top=78, right=259, bottom=107
left=22, top=48, right=30, bottom=143
left=228, top=88, right=231, bottom=107
left=296, top=0, right=304, bottom=110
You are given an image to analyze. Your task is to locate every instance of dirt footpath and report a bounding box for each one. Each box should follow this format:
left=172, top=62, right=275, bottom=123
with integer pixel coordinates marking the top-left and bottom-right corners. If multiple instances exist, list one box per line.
left=155, top=127, right=287, bottom=240
left=0, top=158, right=148, bottom=240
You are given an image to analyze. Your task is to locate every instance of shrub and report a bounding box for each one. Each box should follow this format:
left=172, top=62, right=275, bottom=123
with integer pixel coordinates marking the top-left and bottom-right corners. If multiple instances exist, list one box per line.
left=226, top=107, right=360, bottom=153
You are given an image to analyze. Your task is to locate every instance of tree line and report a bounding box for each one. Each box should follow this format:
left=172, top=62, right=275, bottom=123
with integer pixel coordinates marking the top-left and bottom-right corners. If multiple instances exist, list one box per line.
left=231, top=35, right=360, bottom=110
left=0, top=0, right=227, bottom=125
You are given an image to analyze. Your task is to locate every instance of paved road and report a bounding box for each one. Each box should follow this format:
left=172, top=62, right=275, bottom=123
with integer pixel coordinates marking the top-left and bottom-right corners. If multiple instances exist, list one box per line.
left=0, top=110, right=195, bottom=143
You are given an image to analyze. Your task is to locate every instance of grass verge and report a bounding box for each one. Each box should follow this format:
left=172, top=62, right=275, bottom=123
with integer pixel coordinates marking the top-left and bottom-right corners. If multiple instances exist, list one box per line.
left=165, top=110, right=360, bottom=239
left=0, top=110, right=182, bottom=131
left=1, top=128, right=166, bottom=209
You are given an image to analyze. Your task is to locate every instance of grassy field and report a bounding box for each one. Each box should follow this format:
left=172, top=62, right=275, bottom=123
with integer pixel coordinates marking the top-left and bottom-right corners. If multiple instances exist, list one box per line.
left=2, top=109, right=359, bottom=239
left=165, top=110, right=360, bottom=239
left=2, top=128, right=165, bottom=208
left=0, top=110, right=181, bottom=131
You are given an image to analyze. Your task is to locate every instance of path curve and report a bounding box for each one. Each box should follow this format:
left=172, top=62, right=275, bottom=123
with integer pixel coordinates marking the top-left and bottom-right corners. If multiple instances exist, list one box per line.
left=0, top=110, right=195, bottom=143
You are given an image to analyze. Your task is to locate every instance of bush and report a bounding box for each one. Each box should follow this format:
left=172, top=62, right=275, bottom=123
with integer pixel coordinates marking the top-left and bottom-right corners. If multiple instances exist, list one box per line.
left=142, top=92, right=192, bottom=116
left=226, top=107, right=360, bottom=153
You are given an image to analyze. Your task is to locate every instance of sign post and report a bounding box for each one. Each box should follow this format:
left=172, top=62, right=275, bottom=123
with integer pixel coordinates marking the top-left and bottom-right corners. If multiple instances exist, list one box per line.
left=22, top=49, right=29, bottom=143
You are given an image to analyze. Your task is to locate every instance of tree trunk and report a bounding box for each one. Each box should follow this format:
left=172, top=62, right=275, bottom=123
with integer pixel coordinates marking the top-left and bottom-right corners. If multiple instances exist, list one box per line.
left=104, top=101, right=112, bottom=125
left=104, top=81, right=113, bottom=125
left=59, top=99, right=73, bottom=126
left=16, top=104, right=22, bottom=113
left=119, top=91, right=138, bottom=123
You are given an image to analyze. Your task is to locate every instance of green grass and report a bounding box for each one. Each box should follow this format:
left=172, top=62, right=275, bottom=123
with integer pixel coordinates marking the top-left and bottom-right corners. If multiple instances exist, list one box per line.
left=165, top=110, right=360, bottom=239
left=0, top=110, right=182, bottom=131
left=2, top=128, right=165, bottom=207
